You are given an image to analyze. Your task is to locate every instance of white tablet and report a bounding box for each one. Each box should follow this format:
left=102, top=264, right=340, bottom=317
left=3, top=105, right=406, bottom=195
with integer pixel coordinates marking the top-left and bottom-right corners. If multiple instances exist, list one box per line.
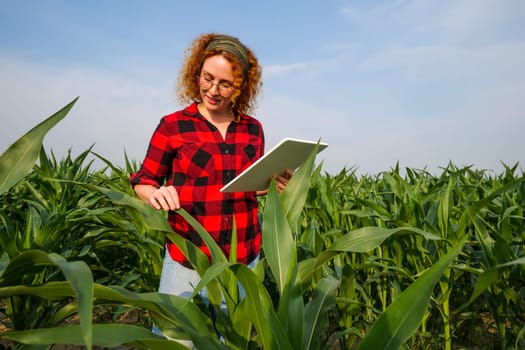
left=220, top=137, right=328, bottom=193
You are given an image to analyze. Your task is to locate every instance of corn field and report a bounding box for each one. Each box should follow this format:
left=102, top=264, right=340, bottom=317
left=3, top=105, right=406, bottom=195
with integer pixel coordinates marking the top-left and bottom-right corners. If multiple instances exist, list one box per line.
left=1, top=99, right=524, bottom=349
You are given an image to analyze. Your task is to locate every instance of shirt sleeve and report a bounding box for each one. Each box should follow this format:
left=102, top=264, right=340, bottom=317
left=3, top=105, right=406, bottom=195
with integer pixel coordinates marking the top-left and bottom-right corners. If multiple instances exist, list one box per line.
left=130, top=118, right=174, bottom=188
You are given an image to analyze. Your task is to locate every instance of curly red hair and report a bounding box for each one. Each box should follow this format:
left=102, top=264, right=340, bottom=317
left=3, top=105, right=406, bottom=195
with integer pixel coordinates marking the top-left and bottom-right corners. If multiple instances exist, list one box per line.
left=176, top=33, right=263, bottom=118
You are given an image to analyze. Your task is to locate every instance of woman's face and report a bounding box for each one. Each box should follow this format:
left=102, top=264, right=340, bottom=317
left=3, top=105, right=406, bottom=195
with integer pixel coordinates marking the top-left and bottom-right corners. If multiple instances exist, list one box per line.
left=198, top=55, right=235, bottom=115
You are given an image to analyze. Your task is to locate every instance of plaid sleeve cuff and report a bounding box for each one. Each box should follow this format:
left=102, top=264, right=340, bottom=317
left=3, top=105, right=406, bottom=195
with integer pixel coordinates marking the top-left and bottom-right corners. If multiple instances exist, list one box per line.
left=130, top=173, right=161, bottom=188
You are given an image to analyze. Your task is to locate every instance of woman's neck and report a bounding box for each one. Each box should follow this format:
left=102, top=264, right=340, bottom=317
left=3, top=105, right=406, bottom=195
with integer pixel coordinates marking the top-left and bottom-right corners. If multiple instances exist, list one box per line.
left=197, top=103, right=234, bottom=124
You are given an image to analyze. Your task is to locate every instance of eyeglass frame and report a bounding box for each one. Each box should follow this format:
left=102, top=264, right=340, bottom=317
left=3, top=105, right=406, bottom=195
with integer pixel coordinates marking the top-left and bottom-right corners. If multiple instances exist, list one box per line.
left=197, top=73, right=235, bottom=97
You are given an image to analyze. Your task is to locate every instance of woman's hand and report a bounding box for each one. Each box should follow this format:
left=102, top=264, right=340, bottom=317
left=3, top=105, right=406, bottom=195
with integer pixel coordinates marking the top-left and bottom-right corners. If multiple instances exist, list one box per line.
left=135, top=184, right=180, bottom=211
left=256, top=169, right=294, bottom=196
left=275, top=169, right=293, bottom=193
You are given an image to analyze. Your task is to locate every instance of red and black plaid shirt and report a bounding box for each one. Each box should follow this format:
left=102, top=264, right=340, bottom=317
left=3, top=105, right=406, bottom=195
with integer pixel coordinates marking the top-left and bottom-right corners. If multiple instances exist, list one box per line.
left=130, top=102, right=264, bottom=267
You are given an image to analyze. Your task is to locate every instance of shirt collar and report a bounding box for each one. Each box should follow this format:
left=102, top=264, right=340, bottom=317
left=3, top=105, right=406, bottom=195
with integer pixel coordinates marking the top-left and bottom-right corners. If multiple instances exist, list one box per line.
left=182, top=102, right=247, bottom=123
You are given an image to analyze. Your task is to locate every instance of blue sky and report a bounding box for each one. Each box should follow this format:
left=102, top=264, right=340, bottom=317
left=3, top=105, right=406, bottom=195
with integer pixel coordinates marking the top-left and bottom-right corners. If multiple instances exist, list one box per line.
left=1, top=0, right=524, bottom=175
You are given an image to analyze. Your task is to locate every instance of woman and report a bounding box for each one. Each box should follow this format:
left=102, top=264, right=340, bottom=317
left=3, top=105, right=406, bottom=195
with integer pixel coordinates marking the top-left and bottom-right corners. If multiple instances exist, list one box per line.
left=130, top=33, right=290, bottom=344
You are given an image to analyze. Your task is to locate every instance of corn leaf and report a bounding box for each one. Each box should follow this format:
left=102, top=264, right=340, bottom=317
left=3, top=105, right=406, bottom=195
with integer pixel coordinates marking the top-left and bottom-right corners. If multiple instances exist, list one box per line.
left=315, top=226, right=441, bottom=268
left=0, top=97, right=78, bottom=195
left=262, top=179, right=296, bottom=295
left=230, top=264, right=294, bottom=350
left=281, top=141, right=321, bottom=226
left=277, top=270, right=304, bottom=349
left=2, top=324, right=191, bottom=350
left=302, top=275, right=340, bottom=350
left=48, top=253, right=94, bottom=350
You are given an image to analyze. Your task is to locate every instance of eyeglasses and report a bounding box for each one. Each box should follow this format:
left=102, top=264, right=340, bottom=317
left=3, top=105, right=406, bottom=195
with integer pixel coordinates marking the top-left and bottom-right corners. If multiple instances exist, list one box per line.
left=198, top=74, right=234, bottom=96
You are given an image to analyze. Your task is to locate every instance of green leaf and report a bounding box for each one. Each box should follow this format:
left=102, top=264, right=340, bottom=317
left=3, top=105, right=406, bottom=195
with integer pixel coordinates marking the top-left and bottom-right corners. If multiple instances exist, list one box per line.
left=0, top=253, right=9, bottom=277
left=357, top=237, right=466, bottom=350
left=302, top=276, right=340, bottom=350
left=280, top=276, right=305, bottom=350
left=316, top=226, right=441, bottom=268
left=332, top=226, right=441, bottom=252
left=262, top=180, right=297, bottom=295
left=2, top=324, right=188, bottom=350
left=230, top=264, right=294, bottom=350
left=0, top=97, right=78, bottom=195
left=281, top=141, right=321, bottom=226
left=89, top=184, right=173, bottom=232
left=437, top=177, right=453, bottom=239
left=48, top=254, right=94, bottom=350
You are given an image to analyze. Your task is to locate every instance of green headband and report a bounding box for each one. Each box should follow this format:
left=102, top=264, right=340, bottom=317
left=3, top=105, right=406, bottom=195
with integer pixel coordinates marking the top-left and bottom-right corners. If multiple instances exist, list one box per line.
left=205, top=35, right=250, bottom=73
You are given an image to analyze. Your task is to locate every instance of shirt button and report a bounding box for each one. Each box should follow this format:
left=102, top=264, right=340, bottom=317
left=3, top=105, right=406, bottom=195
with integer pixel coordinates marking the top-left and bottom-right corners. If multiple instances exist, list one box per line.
left=224, top=149, right=229, bottom=154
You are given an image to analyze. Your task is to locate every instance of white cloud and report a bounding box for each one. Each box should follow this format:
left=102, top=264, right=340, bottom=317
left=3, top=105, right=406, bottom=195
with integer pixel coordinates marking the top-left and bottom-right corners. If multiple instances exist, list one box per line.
left=357, top=42, right=525, bottom=83
left=263, top=62, right=313, bottom=77
left=436, top=0, right=522, bottom=40
left=263, top=59, right=340, bottom=79
left=339, top=0, right=524, bottom=45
